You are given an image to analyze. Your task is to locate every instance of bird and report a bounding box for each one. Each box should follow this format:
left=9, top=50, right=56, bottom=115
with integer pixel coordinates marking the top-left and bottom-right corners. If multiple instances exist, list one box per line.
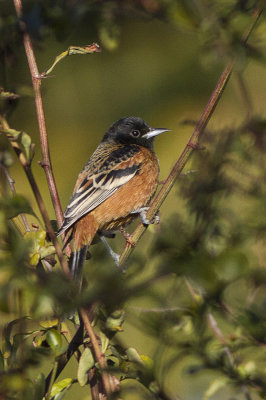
left=57, top=116, right=169, bottom=279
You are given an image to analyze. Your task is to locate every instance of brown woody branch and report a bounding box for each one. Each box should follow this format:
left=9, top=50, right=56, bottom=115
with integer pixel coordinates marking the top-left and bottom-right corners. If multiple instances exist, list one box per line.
left=0, top=116, right=70, bottom=277
left=13, top=1, right=118, bottom=397
left=13, top=0, right=64, bottom=231
left=119, top=62, right=232, bottom=266
left=119, top=7, right=262, bottom=267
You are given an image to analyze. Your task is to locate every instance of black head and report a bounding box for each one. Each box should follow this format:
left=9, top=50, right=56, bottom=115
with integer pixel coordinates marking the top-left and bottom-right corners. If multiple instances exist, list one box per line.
left=102, top=116, right=169, bottom=149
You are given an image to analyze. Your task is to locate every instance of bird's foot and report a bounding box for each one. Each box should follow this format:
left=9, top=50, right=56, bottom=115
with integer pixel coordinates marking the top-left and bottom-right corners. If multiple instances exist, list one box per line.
left=131, top=207, right=160, bottom=226
left=120, top=227, right=136, bottom=247
left=99, top=235, right=120, bottom=267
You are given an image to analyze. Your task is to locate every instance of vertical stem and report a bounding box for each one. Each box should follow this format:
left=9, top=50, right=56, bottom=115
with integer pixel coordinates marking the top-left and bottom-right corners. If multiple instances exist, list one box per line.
left=13, top=0, right=64, bottom=229
left=24, top=166, right=70, bottom=277
left=1, top=116, right=70, bottom=275
left=80, top=308, right=110, bottom=398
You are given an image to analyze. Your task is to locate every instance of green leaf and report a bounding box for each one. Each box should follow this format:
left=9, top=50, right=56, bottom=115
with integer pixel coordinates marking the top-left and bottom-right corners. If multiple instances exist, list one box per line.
left=105, top=309, right=125, bottom=331
left=51, top=378, right=72, bottom=398
left=203, top=377, right=229, bottom=400
left=77, top=348, right=94, bottom=386
left=0, top=150, right=14, bottom=167
left=46, top=329, right=63, bottom=355
left=126, top=348, right=144, bottom=365
left=99, top=331, right=109, bottom=354
left=99, top=24, right=120, bottom=51
left=4, top=194, right=35, bottom=219
left=25, top=230, right=55, bottom=266
left=2, top=128, right=35, bottom=164
left=0, top=88, right=20, bottom=100
left=54, top=388, right=69, bottom=400
left=40, top=319, right=59, bottom=329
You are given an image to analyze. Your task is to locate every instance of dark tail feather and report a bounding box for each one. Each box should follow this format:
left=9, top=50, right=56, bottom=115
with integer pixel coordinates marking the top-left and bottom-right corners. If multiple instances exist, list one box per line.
left=70, top=245, right=88, bottom=282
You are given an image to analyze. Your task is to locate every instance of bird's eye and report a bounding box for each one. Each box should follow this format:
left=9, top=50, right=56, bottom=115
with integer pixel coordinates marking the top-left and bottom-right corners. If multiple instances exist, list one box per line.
left=131, top=130, right=140, bottom=137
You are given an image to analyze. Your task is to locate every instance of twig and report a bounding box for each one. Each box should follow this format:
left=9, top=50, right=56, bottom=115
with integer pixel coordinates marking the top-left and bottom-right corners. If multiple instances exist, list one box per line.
left=79, top=308, right=110, bottom=397
left=184, top=278, right=202, bottom=304
left=207, top=312, right=235, bottom=367
left=119, top=7, right=262, bottom=267
left=118, top=62, right=232, bottom=266
left=13, top=0, right=64, bottom=231
left=184, top=278, right=236, bottom=367
left=129, top=306, right=187, bottom=313
left=12, top=3, right=111, bottom=398
left=1, top=116, right=70, bottom=277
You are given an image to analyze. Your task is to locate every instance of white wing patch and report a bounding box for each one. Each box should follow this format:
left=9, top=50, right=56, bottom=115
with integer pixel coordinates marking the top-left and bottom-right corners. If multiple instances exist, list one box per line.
left=57, top=164, right=141, bottom=235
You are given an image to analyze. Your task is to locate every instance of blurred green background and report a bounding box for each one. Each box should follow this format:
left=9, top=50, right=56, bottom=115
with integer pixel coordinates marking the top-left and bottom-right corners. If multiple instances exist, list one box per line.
left=7, top=6, right=265, bottom=224
left=1, top=1, right=266, bottom=399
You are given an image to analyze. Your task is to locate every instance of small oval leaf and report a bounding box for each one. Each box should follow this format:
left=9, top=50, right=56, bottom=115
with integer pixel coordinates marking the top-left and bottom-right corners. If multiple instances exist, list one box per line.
left=46, top=329, right=62, bottom=352
left=77, top=348, right=95, bottom=387
left=51, top=378, right=72, bottom=398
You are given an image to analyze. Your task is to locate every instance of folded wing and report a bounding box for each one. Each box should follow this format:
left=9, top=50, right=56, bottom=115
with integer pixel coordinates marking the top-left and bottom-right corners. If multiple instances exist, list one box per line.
left=58, top=145, right=142, bottom=235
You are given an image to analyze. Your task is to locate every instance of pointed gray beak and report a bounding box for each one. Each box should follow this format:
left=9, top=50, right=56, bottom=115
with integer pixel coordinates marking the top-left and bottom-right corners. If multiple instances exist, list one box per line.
left=142, top=128, right=170, bottom=140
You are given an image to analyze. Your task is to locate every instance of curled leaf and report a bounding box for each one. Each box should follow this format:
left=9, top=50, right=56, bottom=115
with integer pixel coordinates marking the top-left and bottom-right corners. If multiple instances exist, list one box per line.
left=42, top=43, right=101, bottom=77
left=25, top=230, right=55, bottom=266
left=1, top=128, right=35, bottom=164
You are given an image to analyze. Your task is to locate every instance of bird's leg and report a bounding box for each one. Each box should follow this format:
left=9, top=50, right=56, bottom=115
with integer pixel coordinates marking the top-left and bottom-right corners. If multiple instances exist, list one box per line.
left=120, top=227, right=136, bottom=247
left=99, top=235, right=120, bottom=267
left=131, top=207, right=160, bottom=226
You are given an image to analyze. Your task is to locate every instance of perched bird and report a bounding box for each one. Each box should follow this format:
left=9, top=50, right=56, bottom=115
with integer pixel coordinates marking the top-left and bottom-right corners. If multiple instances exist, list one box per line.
left=57, top=116, right=169, bottom=278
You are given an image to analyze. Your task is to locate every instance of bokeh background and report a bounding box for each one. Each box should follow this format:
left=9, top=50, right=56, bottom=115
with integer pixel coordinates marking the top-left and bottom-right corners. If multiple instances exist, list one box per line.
left=1, top=1, right=266, bottom=399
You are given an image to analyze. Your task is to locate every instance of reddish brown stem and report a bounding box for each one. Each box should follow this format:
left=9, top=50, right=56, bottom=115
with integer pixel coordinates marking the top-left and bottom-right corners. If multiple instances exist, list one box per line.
left=1, top=116, right=70, bottom=277
left=119, top=6, right=262, bottom=266
left=119, top=62, right=232, bottom=266
left=13, top=0, right=64, bottom=230
left=80, top=308, right=117, bottom=398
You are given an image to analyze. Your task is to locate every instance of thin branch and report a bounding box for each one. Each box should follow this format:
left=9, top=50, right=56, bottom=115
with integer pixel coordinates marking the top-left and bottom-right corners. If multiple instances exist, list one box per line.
left=119, top=7, right=262, bottom=267
left=80, top=308, right=112, bottom=398
left=1, top=116, right=70, bottom=277
left=207, top=312, right=235, bottom=367
left=13, top=0, right=64, bottom=231
left=119, top=62, right=232, bottom=266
